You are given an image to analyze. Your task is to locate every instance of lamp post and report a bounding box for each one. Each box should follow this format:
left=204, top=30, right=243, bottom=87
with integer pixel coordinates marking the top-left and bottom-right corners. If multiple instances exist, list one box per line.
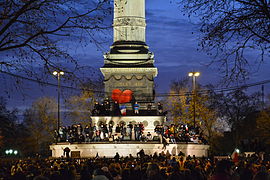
left=188, top=72, right=200, bottom=129
left=53, top=71, right=64, bottom=131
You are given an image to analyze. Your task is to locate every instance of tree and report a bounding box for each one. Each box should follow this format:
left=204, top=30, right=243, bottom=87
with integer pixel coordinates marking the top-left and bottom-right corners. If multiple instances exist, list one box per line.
left=0, top=0, right=111, bottom=78
left=256, top=101, right=270, bottom=148
left=165, top=80, right=262, bottom=154
left=65, top=89, right=96, bottom=126
left=0, top=97, right=30, bottom=156
left=23, top=97, right=57, bottom=155
left=165, top=78, right=191, bottom=124
left=165, top=79, right=220, bottom=141
left=211, top=89, right=261, bottom=147
left=195, top=94, right=218, bottom=138
left=0, top=97, right=18, bottom=148
left=178, top=0, right=270, bottom=81
left=217, top=89, right=260, bottom=128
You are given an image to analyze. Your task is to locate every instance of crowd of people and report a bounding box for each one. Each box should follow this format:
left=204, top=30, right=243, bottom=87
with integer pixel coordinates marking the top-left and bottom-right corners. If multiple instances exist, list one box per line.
left=1, top=152, right=270, bottom=180
left=154, top=124, right=207, bottom=145
left=55, top=122, right=145, bottom=143
left=55, top=99, right=208, bottom=145
left=91, top=100, right=164, bottom=116
left=55, top=123, right=206, bottom=145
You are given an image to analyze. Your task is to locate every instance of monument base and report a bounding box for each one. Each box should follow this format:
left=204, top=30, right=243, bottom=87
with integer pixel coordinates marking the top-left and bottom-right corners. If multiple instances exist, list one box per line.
left=50, top=142, right=209, bottom=158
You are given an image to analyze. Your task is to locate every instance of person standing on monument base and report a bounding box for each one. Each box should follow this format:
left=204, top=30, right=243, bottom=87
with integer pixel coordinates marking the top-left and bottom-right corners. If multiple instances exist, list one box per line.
left=95, top=129, right=101, bottom=142
left=146, top=132, right=152, bottom=141
left=113, top=101, right=121, bottom=116
left=137, top=122, right=144, bottom=141
left=99, top=103, right=106, bottom=116
left=122, top=125, right=127, bottom=141
left=147, top=103, right=152, bottom=114
left=127, top=122, right=133, bottom=140
left=58, top=126, right=64, bottom=141
left=134, top=102, right=140, bottom=114
left=90, top=123, right=96, bottom=141
left=115, top=124, right=121, bottom=134
left=77, top=124, right=83, bottom=136
left=115, top=124, right=121, bottom=141
left=155, top=125, right=163, bottom=144
left=134, top=124, right=140, bottom=141
left=108, top=123, right=113, bottom=138
left=84, top=125, right=90, bottom=142
left=120, top=104, right=127, bottom=116
left=103, top=124, right=109, bottom=139
left=93, top=102, right=100, bottom=115
left=157, top=102, right=163, bottom=115
left=104, top=98, right=111, bottom=115
left=100, top=124, right=105, bottom=141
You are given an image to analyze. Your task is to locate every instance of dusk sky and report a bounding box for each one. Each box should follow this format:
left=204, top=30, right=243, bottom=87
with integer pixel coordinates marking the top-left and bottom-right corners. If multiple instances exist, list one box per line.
left=74, top=0, right=270, bottom=91
left=1, top=0, right=269, bottom=110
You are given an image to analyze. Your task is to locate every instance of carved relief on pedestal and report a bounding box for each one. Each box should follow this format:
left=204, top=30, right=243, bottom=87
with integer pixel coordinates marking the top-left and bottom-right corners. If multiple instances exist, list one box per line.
left=103, top=74, right=154, bottom=81
left=100, top=68, right=158, bottom=79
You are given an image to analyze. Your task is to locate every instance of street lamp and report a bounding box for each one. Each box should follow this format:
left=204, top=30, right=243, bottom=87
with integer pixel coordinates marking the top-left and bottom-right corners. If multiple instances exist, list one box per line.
left=53, top=71, right=64, bottom=131
left=188, top=72, right=200, bottom=90
left=5, top=149, right=18, bottom=155
left=188, top=71, right=200, bottom=129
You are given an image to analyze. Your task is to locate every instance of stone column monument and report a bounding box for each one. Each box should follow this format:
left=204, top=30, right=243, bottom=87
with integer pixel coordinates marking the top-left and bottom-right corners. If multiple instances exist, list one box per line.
left=100, top=0, right=158, bottom=107
left=50, top=0, right=210, bottom=158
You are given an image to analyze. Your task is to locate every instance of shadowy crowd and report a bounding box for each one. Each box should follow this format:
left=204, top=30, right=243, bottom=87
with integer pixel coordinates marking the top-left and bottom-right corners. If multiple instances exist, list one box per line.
left=1, top=152, right=270, bottom=180
left=55, top=123, right=207, bottom=146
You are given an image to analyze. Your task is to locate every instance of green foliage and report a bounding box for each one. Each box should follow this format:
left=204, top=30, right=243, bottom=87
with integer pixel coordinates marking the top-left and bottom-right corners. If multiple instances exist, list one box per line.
left=165, top=80, right=264, bottom=154
left=23, top=97, right=57, bottom=156
left=0, top=96, right=59, bottom=156
left=65, top=90, right=95, bottom=126
left=256, top=107, right=270, bottom=147
left=165, top=78, right=190, bottom=124
left=165, top=79, right=220, bottom=141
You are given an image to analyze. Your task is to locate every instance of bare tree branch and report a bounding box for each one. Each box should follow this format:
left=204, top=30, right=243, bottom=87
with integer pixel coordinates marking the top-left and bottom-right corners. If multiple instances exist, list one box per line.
left=0, top=0, right=111, bottom=88
left=178, top=0, right=270, bottom=82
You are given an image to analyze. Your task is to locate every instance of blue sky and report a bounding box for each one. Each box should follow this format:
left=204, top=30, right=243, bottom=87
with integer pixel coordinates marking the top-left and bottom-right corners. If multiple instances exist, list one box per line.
left=1, top=0, right=269, bottom=110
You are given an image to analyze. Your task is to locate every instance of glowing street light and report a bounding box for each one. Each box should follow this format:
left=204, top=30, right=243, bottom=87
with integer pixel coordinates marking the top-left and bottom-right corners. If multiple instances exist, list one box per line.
left=5, top=149, right=18, bottom=155
left=188, top=72, right=200, bottom=76
left=188, top=72, right=200, bottom=90
left=188, top=71, right=200, bottom=129
left=53, top=71, right=64, bottom=131
left=53, top=71, right=64, bottom=76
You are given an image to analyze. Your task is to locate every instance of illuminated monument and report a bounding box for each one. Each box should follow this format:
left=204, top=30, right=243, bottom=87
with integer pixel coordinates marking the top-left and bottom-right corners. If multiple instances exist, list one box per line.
left=50, top=0, right=209, bottom=158
left=100, top=0, right=157, bottom=106
left=90, top=0, right=163, bottom=135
